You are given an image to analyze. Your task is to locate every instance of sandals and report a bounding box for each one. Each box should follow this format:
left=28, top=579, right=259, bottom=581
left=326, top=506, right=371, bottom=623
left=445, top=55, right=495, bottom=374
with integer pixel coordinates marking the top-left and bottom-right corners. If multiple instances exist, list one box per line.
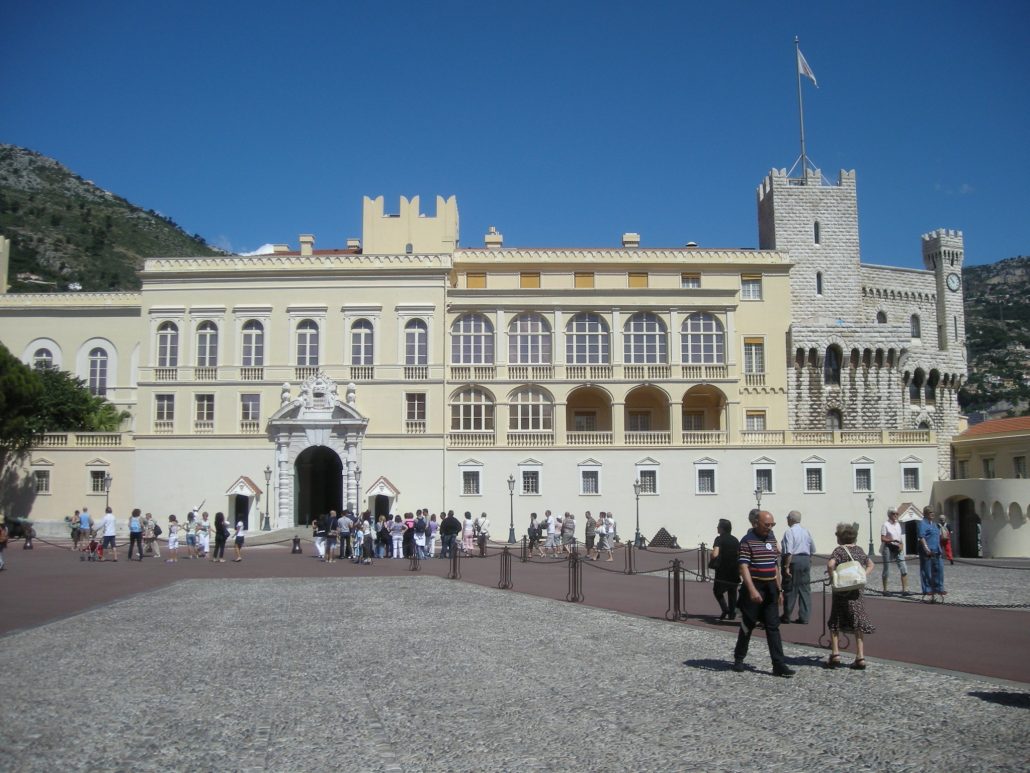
left=825, top=654, right=842, bottom=669
left=851, top=658, right=867, bottom=670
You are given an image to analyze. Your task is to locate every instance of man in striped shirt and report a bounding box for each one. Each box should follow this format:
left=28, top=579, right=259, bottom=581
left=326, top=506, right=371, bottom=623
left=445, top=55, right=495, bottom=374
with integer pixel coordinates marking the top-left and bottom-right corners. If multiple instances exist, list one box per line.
left=732, top=510, right=795, bottom=677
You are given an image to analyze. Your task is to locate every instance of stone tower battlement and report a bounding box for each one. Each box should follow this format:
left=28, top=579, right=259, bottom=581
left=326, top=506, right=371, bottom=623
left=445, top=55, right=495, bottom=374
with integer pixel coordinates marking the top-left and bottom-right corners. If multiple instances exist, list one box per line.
left=361, top=194, right=459, bottom=255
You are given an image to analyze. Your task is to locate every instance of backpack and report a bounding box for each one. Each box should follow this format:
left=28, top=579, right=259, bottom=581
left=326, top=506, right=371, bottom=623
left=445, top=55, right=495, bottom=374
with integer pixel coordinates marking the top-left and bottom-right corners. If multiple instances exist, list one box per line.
left=153, top=523, right=163, bottom=537
left=414, top=519, right=426, bottom=534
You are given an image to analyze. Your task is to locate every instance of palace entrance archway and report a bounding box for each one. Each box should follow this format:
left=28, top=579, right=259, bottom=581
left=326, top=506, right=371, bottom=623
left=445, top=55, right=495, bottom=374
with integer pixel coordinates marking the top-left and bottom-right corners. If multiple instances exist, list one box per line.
left=295, top=446, right=343, bottom=525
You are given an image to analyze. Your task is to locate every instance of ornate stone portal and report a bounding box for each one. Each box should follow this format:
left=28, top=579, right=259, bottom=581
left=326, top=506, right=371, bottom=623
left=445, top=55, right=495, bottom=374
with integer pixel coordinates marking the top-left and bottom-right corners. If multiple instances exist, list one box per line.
left=266, top=373, right=369, bottom=528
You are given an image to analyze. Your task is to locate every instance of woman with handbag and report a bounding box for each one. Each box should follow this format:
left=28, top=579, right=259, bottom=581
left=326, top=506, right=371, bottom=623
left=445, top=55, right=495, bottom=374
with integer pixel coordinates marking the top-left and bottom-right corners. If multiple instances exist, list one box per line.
left=826, top=522, right=875, bottom=670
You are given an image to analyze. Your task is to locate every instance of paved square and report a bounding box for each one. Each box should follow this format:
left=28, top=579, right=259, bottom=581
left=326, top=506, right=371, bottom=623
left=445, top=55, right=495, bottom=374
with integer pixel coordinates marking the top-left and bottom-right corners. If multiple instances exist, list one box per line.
left=1, top=576, right=1027, bottom=772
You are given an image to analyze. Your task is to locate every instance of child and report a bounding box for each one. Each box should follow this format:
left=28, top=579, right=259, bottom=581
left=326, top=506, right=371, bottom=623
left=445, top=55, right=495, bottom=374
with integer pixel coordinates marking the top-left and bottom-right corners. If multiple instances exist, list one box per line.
left=166, top=515, right=179, bottom=563
left=233, top=520, right=245, bottom=562
left=352, top=521, right=364, bottom=563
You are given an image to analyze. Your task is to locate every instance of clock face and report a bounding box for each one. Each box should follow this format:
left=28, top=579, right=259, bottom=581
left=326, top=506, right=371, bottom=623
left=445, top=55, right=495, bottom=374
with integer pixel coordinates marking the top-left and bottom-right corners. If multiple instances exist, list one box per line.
left=946, top=272, right=961, bottom=292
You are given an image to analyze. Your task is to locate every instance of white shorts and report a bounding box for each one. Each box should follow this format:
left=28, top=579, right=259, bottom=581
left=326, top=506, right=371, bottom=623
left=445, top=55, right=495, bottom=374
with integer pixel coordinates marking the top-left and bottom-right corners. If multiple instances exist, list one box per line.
left=168, top=535, right=179, bottom=550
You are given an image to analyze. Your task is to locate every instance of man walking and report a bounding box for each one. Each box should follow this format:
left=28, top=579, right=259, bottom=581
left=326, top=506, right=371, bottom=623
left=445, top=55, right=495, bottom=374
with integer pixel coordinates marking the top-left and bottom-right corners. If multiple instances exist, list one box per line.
left=780, top=511, right=815, bottom=624
left=880, top=507, right=909, bottom=595
left=733, top=510, right=794, bottom=677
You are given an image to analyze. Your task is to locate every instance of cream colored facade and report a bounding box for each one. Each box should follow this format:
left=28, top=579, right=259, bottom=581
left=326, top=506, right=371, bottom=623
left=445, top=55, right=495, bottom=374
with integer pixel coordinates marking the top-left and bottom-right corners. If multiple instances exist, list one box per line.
left=1, top=169, right=976, bottom=554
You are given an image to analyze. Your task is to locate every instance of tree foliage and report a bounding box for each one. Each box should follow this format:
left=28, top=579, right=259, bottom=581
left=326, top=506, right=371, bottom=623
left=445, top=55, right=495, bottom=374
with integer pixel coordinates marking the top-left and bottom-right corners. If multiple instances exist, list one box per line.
left=29, top=366, right=130, bottom=433
left=0, top=342, right=43, bottom=467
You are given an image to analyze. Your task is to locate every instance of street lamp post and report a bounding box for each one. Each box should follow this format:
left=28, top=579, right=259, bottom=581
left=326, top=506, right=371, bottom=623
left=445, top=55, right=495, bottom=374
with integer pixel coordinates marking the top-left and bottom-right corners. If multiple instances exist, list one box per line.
left=354, top=466, right=362, bottom=515
left=103, top=472, right=113, bottom=510
left=507, top=474, right=516, bottom=544
left=754, top=486, right=762, bottom=508
left=262, top=465, right=272, bottom=531
left=633, top=479, right=642, bottom=548
left=866, top=493, right=875, bottom=557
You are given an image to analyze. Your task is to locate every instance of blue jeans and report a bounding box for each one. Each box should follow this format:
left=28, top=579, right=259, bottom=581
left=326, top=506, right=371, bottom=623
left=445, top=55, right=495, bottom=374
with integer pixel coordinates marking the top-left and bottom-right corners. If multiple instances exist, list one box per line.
left=919, top=552, right=944, bottom=594
left=441, top=534, right=457, bottom=559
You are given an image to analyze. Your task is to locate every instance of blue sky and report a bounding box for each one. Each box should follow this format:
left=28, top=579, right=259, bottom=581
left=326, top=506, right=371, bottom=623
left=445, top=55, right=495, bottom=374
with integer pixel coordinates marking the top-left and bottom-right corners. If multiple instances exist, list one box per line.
left=3, top=1, right=1028, bottom=267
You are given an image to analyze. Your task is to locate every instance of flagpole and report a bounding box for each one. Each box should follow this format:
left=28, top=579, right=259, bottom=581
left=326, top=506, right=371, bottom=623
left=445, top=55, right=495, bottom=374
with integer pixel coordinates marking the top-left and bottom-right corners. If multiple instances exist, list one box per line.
left=795, top=36, right=808, bottom=178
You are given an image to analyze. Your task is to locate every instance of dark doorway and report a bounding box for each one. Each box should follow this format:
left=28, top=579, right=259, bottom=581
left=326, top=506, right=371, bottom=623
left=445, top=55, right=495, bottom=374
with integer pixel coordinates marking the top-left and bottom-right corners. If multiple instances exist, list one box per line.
left=295, top=446, right=343, bottom=526
left=903, top=520, right=920, bottom=555
left=957, top=500, right=981, bottom=558
left=232, top=494, right=251, bottom=530
left=374, top=494, right=391, bottom=520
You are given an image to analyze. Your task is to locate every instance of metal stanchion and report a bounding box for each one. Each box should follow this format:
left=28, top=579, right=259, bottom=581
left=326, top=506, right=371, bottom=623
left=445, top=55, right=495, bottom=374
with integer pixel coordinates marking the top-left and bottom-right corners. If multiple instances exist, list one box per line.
left=625, top=540, right=635, bottom=574
left=520, top=535, right=528, bottom=563
left=565, top=551, right=584, bottom=602
left=666, top=559, right=688, bottom=620
left=497, top=546, right=513, bottom=589
left=409, top=550, right=421, bottom=572
left=697, top=542, right=710, bottom=582
left=447, top=545, right=461, bottom=580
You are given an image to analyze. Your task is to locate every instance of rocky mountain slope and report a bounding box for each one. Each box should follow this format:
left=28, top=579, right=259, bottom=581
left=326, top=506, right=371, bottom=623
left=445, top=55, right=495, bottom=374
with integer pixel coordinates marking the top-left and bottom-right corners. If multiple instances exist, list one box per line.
left=0, top=144, right=220, bottom=292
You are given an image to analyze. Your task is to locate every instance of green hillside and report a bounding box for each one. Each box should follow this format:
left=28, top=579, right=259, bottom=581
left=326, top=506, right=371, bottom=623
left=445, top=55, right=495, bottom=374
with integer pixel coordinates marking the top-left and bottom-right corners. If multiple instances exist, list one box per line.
left=0, top=144, right=220, bottom=292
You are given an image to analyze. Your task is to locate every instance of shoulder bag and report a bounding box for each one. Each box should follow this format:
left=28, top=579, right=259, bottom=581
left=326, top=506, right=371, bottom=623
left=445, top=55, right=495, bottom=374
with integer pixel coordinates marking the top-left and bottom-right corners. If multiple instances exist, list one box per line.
left=831, top=546, right=866, bottom=593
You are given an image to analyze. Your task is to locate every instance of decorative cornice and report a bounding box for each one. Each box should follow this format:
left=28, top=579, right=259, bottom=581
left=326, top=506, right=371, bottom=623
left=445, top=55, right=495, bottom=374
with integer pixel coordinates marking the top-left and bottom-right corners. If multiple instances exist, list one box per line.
left=0, top=292, right=141, bottom=308
left=456, top=248, right=789, bottom=265
left=142, top=253, right=453, bottom=273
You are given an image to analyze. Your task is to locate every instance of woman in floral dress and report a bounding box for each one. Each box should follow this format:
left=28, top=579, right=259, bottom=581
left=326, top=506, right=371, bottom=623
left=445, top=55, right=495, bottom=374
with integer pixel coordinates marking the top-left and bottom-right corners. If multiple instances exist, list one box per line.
left=826, top=521, right=875, bottom=670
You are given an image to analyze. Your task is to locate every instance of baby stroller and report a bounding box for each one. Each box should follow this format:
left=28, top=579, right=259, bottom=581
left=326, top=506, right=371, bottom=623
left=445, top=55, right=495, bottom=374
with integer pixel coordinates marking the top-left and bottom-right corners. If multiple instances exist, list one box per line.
left=81, top=531, right=102, bottom=561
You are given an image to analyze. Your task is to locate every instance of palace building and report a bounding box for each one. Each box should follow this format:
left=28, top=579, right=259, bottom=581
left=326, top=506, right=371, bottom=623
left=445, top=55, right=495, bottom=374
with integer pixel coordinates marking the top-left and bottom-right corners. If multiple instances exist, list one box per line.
left=4, top=167, right=1014, bottom=555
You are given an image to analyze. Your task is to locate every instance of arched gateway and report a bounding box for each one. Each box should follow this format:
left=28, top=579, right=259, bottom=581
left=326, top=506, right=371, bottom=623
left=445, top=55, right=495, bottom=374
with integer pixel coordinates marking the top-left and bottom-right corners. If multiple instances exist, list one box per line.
left=266, top=373, right=369, bottom=528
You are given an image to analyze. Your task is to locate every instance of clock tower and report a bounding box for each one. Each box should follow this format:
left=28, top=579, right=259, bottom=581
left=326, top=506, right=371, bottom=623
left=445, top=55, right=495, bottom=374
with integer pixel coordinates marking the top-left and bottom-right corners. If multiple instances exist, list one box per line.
left=922, top=229, right=966, bottom=354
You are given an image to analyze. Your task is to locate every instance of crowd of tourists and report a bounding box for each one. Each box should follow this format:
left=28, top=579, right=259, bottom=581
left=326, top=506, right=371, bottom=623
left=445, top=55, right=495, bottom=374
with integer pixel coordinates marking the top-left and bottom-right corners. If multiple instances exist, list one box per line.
left=710, top=503, right=951, bottom=678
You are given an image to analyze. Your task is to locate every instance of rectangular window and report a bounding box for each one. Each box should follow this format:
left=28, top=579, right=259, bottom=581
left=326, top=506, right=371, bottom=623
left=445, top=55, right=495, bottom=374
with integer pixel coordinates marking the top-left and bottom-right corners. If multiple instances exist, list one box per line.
left=241, top=394, right=260, bottom=422
left=466, top=273, right=486, bottom=289
left=755, top=468, right=773, bottom=493
left=745, top=410, right=767, bottom=431
left=805, top=467, right=824, bottom=493
left=405, top=393, right=426, bottom=422
left=462, top=470, right=480, bottom=495
left=628, top=272, right=648, bottom=289
left=683, top=412, right=704, bottom=431
left=638, top=469, right=657, bottom=494
left=956, top=460, right=969, bottom=479
left=743, top=338, right=765, bottom=374
left=697, top=468, right=716, bottom=494
left=903, top=467, right=921, bottom=490
left=34, top=470, right=51, bottom=494
left=194, top=394, right=214, bottom=422
left=981, top=459, right=995, bottom=480
left=741, top=275, right=762, bottom=300
left=91, top=470, right=107, bottom=493
left=156, top=394, right=175, bottom=422
left=522, top=470, right=539, bottom=495
left=520, top=272, right=540, bottom=289
left=681, top=273, right=701, bottom=289
left=574, top=412, right=597, bottom=432
left=581, top=470, right=599, bottom=495
left=854, top=467, right=872, bottom=492
left=1014, top=456, right=1027, bottom=479
left=628, top=411, right=651, bottom=432
left=814, top=221, right=821, bottom=245
left=574, top=272, right=595, bottom=289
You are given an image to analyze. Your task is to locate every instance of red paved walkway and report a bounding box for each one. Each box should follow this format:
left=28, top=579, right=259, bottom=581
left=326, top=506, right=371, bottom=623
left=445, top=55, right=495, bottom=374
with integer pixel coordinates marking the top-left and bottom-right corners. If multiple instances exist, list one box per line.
left=3, top=542, right=1027, bottom=683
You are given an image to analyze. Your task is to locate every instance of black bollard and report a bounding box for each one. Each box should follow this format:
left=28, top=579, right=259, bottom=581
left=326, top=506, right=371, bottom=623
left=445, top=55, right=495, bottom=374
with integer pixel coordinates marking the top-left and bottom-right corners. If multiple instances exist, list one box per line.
left=291, top=536, right=302, bottom=554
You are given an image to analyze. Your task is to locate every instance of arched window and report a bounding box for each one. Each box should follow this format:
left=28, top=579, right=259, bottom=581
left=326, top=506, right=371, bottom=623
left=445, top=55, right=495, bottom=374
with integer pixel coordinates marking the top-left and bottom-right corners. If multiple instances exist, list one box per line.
left=876, top=311, right=887, bottom=324
left=450, top=387, right=494, bottom=431
left=88, top=347, right=108, bottom=396
left=242, top=320, right=264, bottom=367
left=33, top=348, right=54, bottom=370
left=910, top=314, right=921, bottom=338
left=451, top=313, right=494, bottom=364
left=157, top=322, right=179, bottom=367
left=624, top=312, right=667, bottom=364
left=509, top=387, right=553, bottom=430
left=566, top=312, right=609, bottom=364
left=926, top=369, right=940, bottom=404
left=351, top=319, right=373, bottom=366
left=405, top=319, right=428, bottom=366
left=296, top=319, right=319, bottom=367
left=825, top=409, right=843, bottom=430
left=909, top=368, right=925, bottom=401
left=816, top=272, right=823, bottom=295
left=196, top=321, right=218, bottom=367
left=681, top=312, right=725, bottom=364
left=823, top=345, right=842, bottom=385
left=508, top=313, right=552, bottom=364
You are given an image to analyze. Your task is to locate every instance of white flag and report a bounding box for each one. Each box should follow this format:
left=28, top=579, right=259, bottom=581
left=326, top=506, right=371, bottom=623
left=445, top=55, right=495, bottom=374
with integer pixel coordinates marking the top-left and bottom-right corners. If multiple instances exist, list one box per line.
left=797, top=48, right=818, bottom=87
